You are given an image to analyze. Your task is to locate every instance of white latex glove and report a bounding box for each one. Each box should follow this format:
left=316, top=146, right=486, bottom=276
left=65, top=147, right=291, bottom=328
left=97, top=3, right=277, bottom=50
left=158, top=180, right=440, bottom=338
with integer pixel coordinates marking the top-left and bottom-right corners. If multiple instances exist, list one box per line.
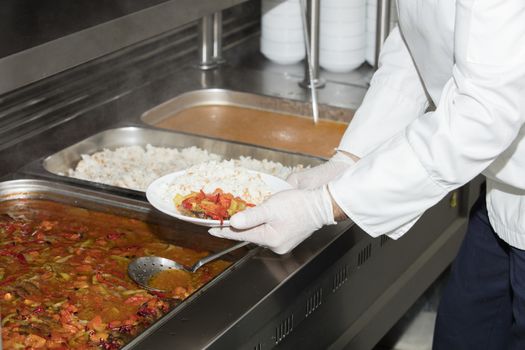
left=286, top=151, right=357, bottom=190
left=208, top=186, right=336, bottom=255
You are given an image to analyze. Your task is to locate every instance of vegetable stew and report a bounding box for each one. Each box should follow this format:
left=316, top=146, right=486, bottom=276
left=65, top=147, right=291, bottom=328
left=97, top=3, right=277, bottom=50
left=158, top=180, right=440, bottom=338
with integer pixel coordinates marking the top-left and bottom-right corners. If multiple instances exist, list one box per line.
left=0, top=199, right=231, bottom=349
left=174, top=188, right=255, bottom=224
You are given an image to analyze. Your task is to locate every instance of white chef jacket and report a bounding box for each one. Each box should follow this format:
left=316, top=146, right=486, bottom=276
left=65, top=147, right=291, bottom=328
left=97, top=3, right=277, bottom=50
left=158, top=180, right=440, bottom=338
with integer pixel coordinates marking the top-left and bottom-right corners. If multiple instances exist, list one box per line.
left=329, top=0, right=525, bottom=249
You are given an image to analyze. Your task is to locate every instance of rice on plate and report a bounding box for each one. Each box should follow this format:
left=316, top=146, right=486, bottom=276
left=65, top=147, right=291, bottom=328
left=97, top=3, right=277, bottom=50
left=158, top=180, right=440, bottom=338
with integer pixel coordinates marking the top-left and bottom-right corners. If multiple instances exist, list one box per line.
left=162, top=160, right=272, bottom=205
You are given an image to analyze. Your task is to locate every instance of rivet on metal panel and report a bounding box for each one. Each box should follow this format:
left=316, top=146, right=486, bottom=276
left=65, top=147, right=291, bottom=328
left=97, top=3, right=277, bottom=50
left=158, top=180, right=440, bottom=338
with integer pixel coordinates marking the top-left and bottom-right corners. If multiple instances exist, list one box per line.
left=332, top=264, right=348, bottom=292
left=450, top=191, right=458, bottom=208
left=275, top=313, right=294, bottom=344
left=357, top=243, right=372, bottom=268
left=306, top=287, right=323, bottom=317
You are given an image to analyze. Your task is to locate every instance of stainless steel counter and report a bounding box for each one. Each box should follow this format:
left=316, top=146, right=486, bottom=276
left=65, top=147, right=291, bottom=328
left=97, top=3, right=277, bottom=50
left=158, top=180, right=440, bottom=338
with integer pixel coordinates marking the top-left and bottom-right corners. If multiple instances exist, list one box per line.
left=0, top=18, right=479, bottom=349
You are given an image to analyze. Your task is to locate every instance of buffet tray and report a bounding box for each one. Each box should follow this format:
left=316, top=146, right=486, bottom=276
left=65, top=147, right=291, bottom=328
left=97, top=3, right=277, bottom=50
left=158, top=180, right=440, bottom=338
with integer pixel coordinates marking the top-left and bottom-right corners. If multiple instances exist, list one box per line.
left=38, top=126, right=324, bottom=192
left=0, top=179, right=254, bottom=349
left=0, top=179, right=244, bottom=254
left=140, top=89, right=350, bottom=158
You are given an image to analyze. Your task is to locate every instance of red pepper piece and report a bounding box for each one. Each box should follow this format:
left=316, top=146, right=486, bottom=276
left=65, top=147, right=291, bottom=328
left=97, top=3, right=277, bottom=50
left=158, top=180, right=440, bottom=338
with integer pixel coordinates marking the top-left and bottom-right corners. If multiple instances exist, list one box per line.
left=106, top=231, right=123, bottom=240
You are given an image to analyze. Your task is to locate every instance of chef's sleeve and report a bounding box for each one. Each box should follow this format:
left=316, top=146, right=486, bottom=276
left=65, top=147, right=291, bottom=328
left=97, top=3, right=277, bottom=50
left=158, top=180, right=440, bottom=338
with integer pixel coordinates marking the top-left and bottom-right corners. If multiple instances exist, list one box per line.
left=337, top=26, right=429, bottom=158
left=329, top=0, right=525, bottom=238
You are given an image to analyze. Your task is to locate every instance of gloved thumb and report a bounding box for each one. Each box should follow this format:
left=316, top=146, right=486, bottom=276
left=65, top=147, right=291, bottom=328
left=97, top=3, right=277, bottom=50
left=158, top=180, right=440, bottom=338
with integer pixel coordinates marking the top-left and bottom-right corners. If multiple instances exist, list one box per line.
left=285, top=172, right=301, bottom=188
left=230, top=204, right=268, bottom=229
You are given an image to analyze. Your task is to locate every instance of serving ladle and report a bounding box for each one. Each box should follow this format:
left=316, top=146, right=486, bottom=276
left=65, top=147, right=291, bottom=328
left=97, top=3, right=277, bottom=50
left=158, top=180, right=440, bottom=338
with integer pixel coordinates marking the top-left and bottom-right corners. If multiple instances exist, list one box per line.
left=127, top=241, right=249, bottom=291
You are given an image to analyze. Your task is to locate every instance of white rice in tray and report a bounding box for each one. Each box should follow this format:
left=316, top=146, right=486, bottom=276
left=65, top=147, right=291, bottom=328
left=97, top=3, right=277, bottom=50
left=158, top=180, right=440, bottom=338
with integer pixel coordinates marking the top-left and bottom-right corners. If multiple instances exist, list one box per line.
left=164, top=161, right=272, bottom=205
left=67, top=144, right=306, bottom=191
left=68, top=145, right=221, bottom=191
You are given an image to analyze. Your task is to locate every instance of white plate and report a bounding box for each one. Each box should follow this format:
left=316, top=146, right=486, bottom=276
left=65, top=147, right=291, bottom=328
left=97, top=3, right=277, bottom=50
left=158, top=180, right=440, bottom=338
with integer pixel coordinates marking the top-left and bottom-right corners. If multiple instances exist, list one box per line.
left=146, top=169, right=293, bottom=227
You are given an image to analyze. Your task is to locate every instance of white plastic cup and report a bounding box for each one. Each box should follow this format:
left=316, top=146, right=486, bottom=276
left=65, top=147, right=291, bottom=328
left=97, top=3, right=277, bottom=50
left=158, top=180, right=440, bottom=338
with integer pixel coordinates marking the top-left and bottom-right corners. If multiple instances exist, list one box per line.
left=320, top=47, right=366, bottom=72
left=320, top=0, right=366, bottom=72
left=262, top=14, right=303, bottom=29
left=323, top=0, right=366, bottom=8
left=321, top=6, right=366, bottom=23
left=365, top=45, right=375, bottom=66
left=262, top=0, right=300, bottom=14
left=321, top=19, right=366, bottom=37
left=262, top=25, right=304, bottom=42
left=260, top=37, right=305, bottom=65
left=321, top=34, right=366, bottom=51
left=261, top=0, right=305, bottom=65
left=366, top=18, right=377, bottom=33
left=366, top=3, right=377, bottom=18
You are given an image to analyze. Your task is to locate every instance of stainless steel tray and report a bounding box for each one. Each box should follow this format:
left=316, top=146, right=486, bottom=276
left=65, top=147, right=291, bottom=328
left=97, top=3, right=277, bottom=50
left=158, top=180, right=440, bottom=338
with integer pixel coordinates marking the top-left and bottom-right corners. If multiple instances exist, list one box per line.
left=141, top=88, right=353, bottom=123
left=139, top=89, right=350, bottom=158
left=0, top=178, right=254, bottom=349
left=41, top=126, right=324, bottom=187
left=0, top=178, right=248, bottom=257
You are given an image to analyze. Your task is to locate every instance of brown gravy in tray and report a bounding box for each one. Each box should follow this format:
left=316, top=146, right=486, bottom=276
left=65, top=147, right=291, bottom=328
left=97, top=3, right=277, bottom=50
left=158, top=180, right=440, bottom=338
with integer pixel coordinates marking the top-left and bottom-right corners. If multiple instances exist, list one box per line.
left=154, top=105, right=348, bottom=158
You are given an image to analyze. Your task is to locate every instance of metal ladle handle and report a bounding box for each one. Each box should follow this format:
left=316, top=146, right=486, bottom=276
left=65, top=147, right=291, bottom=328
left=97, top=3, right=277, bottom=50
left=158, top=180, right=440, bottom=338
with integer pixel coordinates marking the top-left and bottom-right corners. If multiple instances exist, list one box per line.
left=300, top=0, right=320, bottom=124
left=190, top=241, right=250, bottom=272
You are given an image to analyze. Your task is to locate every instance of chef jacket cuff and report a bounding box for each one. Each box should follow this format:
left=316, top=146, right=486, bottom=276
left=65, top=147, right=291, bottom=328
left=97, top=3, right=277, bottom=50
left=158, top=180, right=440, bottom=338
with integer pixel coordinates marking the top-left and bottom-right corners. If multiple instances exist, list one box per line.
left=328, top=132, right=446, bottom=239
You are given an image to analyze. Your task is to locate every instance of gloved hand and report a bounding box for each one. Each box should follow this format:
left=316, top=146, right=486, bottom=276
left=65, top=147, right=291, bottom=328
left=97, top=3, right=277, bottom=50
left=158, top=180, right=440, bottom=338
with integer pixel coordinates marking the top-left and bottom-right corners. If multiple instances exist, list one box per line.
left=208, top=186, right=336, bottom=255
left=286, top=151, right=357, bottom=190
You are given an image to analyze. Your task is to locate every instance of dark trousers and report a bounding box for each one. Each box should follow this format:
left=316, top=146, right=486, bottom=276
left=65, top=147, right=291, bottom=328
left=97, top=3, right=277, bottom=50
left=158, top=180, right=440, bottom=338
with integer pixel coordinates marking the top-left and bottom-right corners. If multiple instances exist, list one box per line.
left=433, top=195, right=525, bottom=349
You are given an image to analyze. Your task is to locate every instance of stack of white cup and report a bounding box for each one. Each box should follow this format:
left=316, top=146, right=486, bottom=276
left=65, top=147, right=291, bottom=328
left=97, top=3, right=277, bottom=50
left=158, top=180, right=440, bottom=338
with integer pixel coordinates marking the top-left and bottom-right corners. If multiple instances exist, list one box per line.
left=366, top=0, right=397, bottom=66
left=320, top=0, right=366, bottom=73
left=260, top=0, right=305, bottom=65
left=365, top=0, right=377, bottom=65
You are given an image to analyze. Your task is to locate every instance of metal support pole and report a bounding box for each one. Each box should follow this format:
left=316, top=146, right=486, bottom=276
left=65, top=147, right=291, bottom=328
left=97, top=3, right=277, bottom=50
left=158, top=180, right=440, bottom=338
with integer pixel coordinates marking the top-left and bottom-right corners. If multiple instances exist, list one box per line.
left=374, top=0, right=391, bottom=69
left=300, top=0, right=325, bottom=89
left=213, top=11, right=225, bottom=64
left=198, top=14, right=218, bottom=70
